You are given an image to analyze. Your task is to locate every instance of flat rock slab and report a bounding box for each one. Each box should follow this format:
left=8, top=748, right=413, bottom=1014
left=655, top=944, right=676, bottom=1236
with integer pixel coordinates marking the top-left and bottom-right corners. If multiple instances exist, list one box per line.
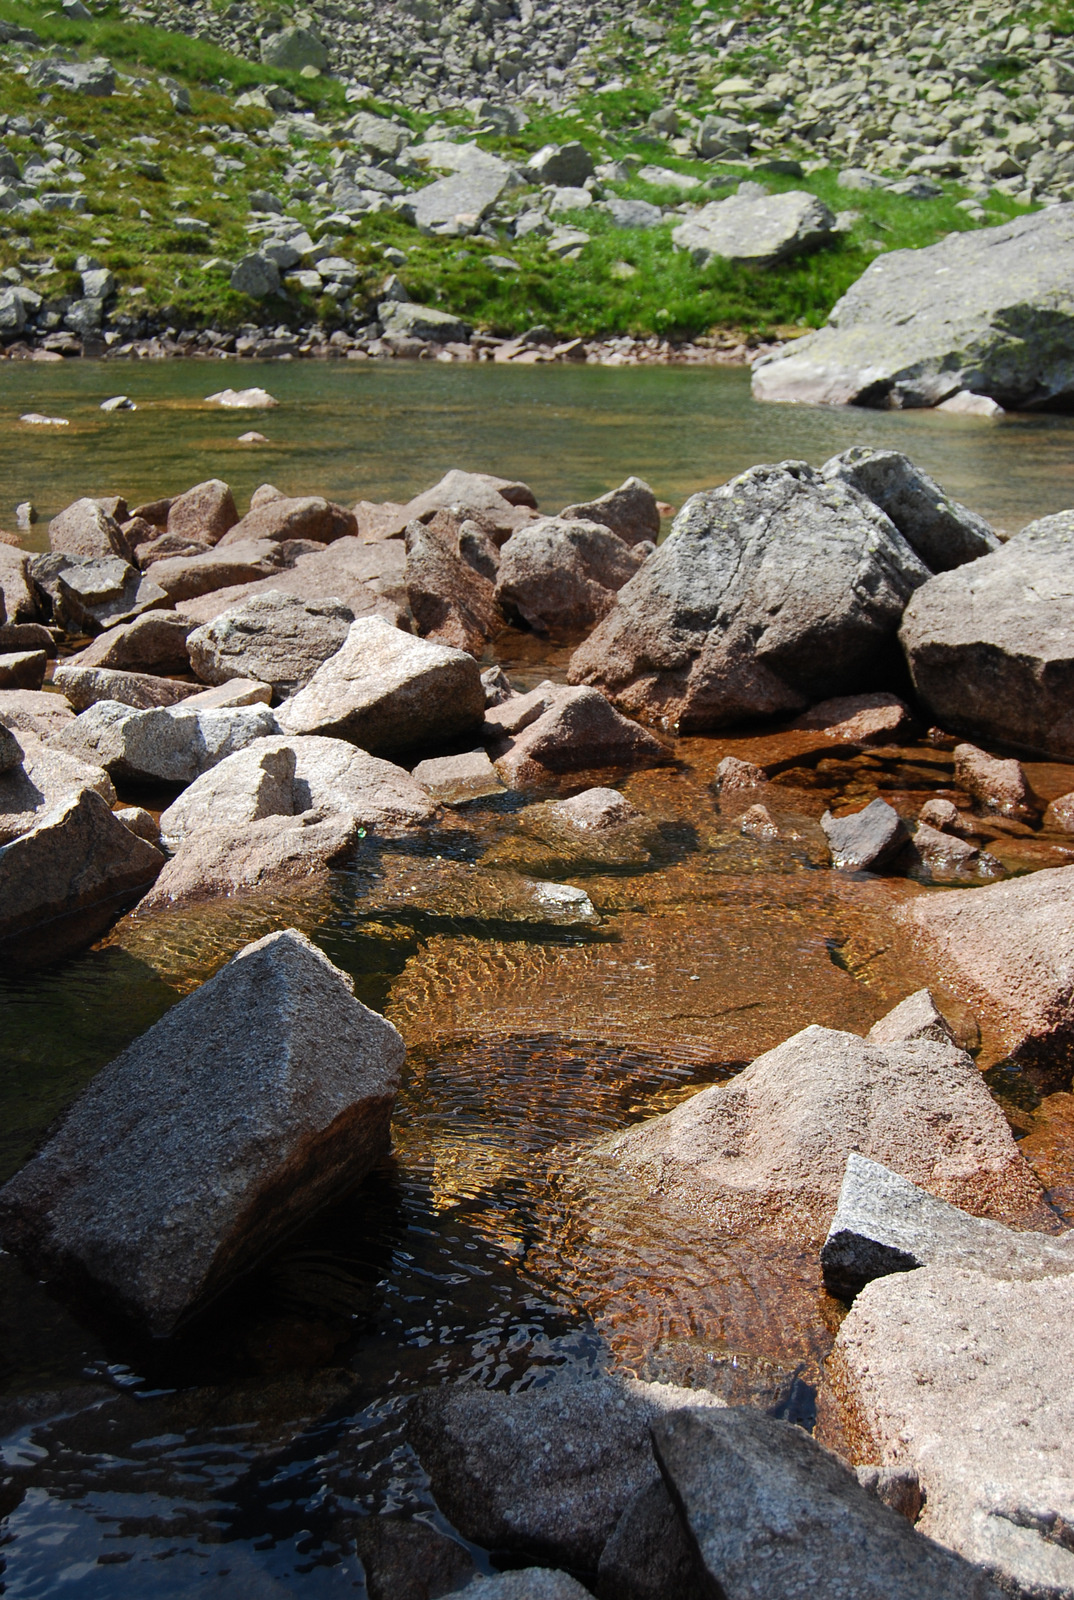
left=174, top=538, right=408, bottom=631
left=411, top=748, right=504, bottom=804
left=569, top=461, right=928, bottom=734
left=68, top=611, right=192, bottom=674
left=591, top=1023, right=1052, bottom=1241
left=753, top=203, right=1074, bottom=409
left=138, top=808, right=362, bottom=911
left=900, top=513, right=1074, bottom=759
left=0, top=788, right=162, bottom=955
left=0, top=688, right=75, bottom=738
left=821, top=1152, right=1074, bottom=1300
left=0, top=930, right=403, bottom=1333
left=654, top=1406, right=1004, bottom=1599
left=672, top=188, right=836, bottom=267
left=52, top=664, right=202, bottom=712
left=895, top=863, right=1074, bottom=1091
left=827, top=1266, right=1074, bottom=1596
left=278, top=616, right=485, bottom=756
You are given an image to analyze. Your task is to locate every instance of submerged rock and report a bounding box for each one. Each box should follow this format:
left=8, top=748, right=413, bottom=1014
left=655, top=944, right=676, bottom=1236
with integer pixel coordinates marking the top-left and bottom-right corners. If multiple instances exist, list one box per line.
left=953, top=742, right=1038, bottom=823
left=753, top=205, right=1074, bottom=410
left=826, top=1266, right=1074, bottom=1596
left=654, top=1406, right=1004, bottom=1599
left=895, top=864, right=1074, bottom=1091
left=0, top=930, right=403, bottom=1334
left=568, top=462, right=928, bottom=733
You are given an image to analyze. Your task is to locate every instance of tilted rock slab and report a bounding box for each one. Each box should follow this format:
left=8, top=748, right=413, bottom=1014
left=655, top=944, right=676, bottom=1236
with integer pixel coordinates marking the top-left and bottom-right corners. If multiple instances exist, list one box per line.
left=568, top=462, right=929, bottom=733
left=174, top=538, right=409, bottom=632
left=654, top=1406, right=1004, bottom=1600
left=52, top=663, right=202, bottom=712
left=895, top=864, right=1074, bottom=1091
left=138, top=808, right=363, bottom=911
left=0, top=788, right=163, bottom=951
left=0, top=729, right=115, bottom=843
left=278, top=616, right=485, bottom=755
left=752, top=205, right=1074, bottom=410
left=0, top=930, right=404, bottom=1333
left=821, top=449, right=999, bottom=574
left=591, top=1024, right=1052, bottom=1240
left=827, top=1266, right=1074, bottom=1597
left=900, top=512, right=1074, bottom=759
left=405, top=517, right=502, bottom=655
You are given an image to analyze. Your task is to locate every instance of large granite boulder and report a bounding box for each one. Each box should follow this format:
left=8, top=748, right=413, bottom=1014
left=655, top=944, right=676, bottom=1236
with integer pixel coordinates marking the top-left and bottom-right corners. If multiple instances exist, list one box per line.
left=826, top=1266, right=1074, bottom=1596
left=379, top=301, right=473, bottom=343
left=278, top=617, right=485, bottom=755
left=568, top=461, right=929, bottom=733
left=0, top=788, right=163, bottom=955
left=558, top=476, right=661, bottom=547
left=899, top=512, right=1074, bottom=757
left=47, top=497, right=127, bottom=560
left=50, top=699, right=279, bottom=784
left=165, top=479, right=238, bottom=545
left=0, top=930, right=402, bottom=1333
left=144, top=541, right=289, bottom=603
left=654, top=1407, right=1003, bottom=1600
left=496, top=518, right=647, bottom=632
left=260, top=24, right=328, bottom=69
left=408, top=152, right=518, bottom=234
left=186, top=591, right=354, bottom=698
left=672, top=189, right=836, bottom=267
left=895, top=863, right=1074, bottom=1091
left=821, top=449, right=1000, bottom=572
left=752, top=204, right=1074, bottom=409
left=139, top=809, right=363, bottom=911
left=592, top=1021, right=1051, bottom=1241
left=31, top=554, right=168, bottom=635
left=67, top=611, right=192, bottom=674
left=158, top=733, right=435, bottom=850
left=405, top=517, right=502, bottom=655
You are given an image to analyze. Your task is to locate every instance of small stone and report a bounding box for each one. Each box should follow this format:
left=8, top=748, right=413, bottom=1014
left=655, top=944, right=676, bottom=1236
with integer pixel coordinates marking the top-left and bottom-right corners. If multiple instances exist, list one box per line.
left=739, top=802, right=779, bottom=841
left=100, top=395, right=134, bottom=412
left=953, top=743, right=1038, bottom=822
left=0, top=650, right=45, bottom=690
left=551, top=786, right=643, bottom=831
left=204, top=387, right=278, bottom=409
left=822, top=798, right=908, bottom=871
left=411, top=748, right=504, bottom=805
left=713, top=755, right=767, bottom=793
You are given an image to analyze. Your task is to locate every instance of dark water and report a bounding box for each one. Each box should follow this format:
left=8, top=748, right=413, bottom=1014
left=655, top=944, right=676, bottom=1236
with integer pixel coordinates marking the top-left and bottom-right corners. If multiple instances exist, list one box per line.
left=3, top=365, right=1074, bottom=1594
left=5, top=361, right=1074, bottom=536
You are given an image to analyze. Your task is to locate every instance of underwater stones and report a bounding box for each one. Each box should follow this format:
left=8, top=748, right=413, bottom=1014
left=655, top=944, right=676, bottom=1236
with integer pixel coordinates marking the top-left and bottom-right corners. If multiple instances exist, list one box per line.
left=953, top=743, right=1038, bottom=823
left=0, top=930, right=403, bottom=1333
left=551, top=786, right=643, bottom=830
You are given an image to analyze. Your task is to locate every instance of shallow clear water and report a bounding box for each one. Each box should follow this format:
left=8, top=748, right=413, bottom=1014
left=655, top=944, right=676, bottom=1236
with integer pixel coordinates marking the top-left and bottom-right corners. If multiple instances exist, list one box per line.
left=2, top=364, right=1074, bottom=1594
left=5, top=360, right=1074, bottom=536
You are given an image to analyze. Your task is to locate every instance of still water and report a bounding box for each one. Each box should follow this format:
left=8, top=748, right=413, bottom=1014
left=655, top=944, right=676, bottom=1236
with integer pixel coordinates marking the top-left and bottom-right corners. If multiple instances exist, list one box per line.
left=4, top=360, right=1074, bottom=535
left=2, top=362, right=1074, bottom=1596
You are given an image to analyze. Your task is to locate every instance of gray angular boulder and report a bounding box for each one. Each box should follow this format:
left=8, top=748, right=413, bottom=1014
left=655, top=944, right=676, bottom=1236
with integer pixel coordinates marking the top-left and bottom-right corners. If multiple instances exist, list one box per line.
left=379, top=301, right=472, bottom=342
left=559, top=476, right=661, bottom=547
left=187, top=591, right=354, bottom=698
left=33, top=554, right=168, bottom=635
left=900, top=512, right=1074, bottom=758
left=230, top=252, right=280, bottom=299
left=409, top=155, right=516, bottom=236
left=278, top=616, right=485, bottom=755
left=672, top=189, right=836, bottom=267
left=822, top=797, right=908, bottom=872
left=828, top=1266, right=1074, bottom=1596
left=490, top=682, right=671, bottom=787
left=653, top=1406, right=1004, bottom=1599
left=496, top=517, right=647, bottom=632
left=50, top=699, right=279, bottom=784
left=752, top=204, right=1074, bottom=409
left=260, top=24, right=328, bottom=69
left=0, top=788, right=163, bottom=955
left=568, top=461, right=929, bottom=733
left=821, top=449, right=999, bottom=572
left=0, top=930, right=403, bottom=1333
left=821, top=1152, right=1074, bottom=1301
left=446, top=1574, right=590, bottom=1600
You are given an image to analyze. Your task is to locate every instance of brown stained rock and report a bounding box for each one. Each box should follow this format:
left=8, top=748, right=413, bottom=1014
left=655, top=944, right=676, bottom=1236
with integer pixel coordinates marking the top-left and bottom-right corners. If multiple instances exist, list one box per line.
left=165, top=479, right=238, bottom=546
left=218, top=495, right=358, bottom=548
left=114, top=806, right=161, bottom=847
left=791, top=692, right=912, bottom=744
left=595, top=1478, right=707, bottom=1600
left=354, top=499, right=409, bottom=542
left=0, top=546, right=41, bottom=623
left=66, top=612, right=193, bottom=675
left=134, top=532, right=213, bottom=568
left=0, top=929, right=403, bottom=1333
left=401, top=470, right=539, bottom=545
left=0, top=732, right=116, bottom=844
left=592, top=1024, right=1052, bottom=1241
left=145, top=541, right=287, bottom=603
left=158, top=734, right=434, bottom=851
left=910, top=822, right=1002, bottom=880
left=51, top=665, right=202, bottom=713
left=559, top=476, right=661, bottom=548
left=825, top=1266, right=1074, bottom=1597
left=405, top=1376, right=726, bottom=1575
left=1045, top=789, right=1074, bottom=832
left=173, top=538, right=409, bottom=631
left=0, top=623, right=54, bottom=656
left=410, top=748, right=504, bottom=805
left=492, top=685, right=672, bottom=787
left=552, top=786, right=643, bottom=830
left=954, top=742, right=1038, bottom=822
left=895, top=865, right=1074, bottom=1090
left=353, top=1517, right=477, bottom=1600
left=48, top=498, right=127, bottom=560
left=186, top=591, right=355, bottom=698
left=496, top=517, right=646, bottom=633
left=713, top=754, right=768, bottom=793
left=278, top=617, right=485, bottom=756
left=138, top=808, right=362, bottom=912
left=129, top=496, right=173, bottom=528
left=0, top=788, right=162, bottom=950
left=568, top=462, right=928, bottom=734
left=405, top=517, right=503, bottom=655
left=653, top=1406, right=1004, bottom=1600
left=0, top=688, right=76, bottom=739
left=0, top=650, right=45, bottom=690
left=739, top=802, right=780, bottom=841
left=182, top=679, right=273, bottom=709
left=918, top=797, right=978, bottom=837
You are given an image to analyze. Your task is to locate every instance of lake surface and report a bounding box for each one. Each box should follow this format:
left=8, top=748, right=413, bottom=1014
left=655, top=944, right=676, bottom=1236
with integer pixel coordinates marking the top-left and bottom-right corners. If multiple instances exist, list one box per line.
left=2, top=361, right=1074, bottom=1596
left=5, top=360, right=1074, bottom=537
